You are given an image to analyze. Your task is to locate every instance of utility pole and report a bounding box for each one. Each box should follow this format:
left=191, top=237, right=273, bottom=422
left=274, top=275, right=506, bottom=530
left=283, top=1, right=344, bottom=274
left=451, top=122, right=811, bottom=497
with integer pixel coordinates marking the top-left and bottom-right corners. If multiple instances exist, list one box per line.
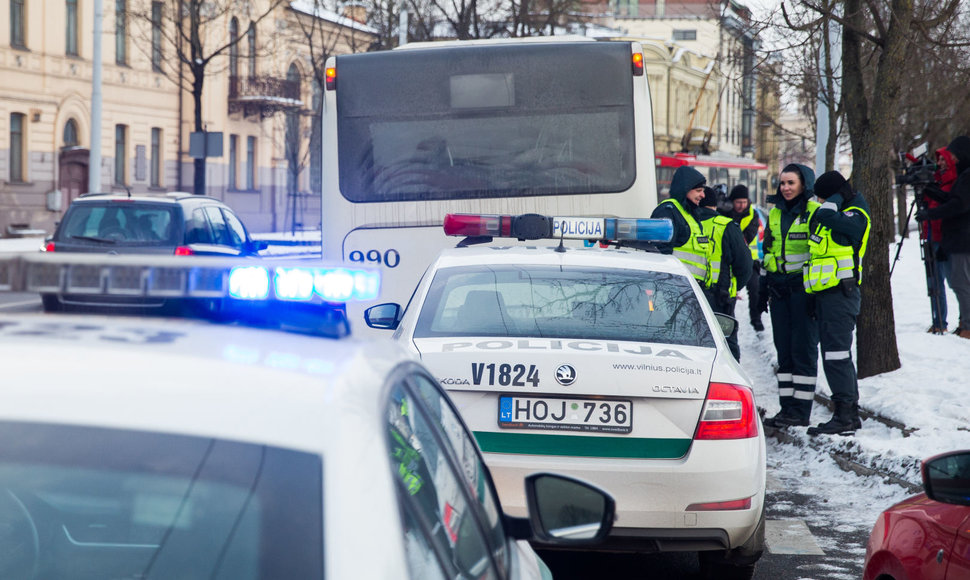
left=815, top=4, right=841, bottom=173
left=89, top=0, right=103, bottom=193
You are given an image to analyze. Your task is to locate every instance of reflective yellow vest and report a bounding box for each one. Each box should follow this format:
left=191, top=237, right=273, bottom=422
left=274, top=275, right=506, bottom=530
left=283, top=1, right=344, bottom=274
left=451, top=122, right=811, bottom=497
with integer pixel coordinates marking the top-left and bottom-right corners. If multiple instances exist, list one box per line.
left=661, top=198, right=710, bottom=283
left=803, top=206, right=871, bottom=294
left=702, top=215, right=738, bottom=297
left=739, top=210, right=759, bottom=260
left=763, top=201, right=820, bottom=275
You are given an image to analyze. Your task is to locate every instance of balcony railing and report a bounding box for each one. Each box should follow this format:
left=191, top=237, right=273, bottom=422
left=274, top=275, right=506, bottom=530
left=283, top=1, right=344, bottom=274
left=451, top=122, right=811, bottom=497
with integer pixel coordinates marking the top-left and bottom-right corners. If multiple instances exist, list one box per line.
left=229, top=76, right=303, bottom=117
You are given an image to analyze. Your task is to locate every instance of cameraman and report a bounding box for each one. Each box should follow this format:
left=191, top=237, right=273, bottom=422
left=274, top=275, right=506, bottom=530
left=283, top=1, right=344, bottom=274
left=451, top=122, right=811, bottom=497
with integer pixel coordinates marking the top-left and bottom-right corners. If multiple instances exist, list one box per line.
left=916, top=136, right=970, bottom=339
left=918, top=144, right=958, bottom=333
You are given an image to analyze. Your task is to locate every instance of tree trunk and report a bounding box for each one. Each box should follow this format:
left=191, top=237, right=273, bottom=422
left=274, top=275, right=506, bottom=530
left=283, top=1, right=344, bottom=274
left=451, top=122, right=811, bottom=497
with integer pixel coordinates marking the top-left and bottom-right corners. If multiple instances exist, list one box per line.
left=842, top=0, right=913, bottom=378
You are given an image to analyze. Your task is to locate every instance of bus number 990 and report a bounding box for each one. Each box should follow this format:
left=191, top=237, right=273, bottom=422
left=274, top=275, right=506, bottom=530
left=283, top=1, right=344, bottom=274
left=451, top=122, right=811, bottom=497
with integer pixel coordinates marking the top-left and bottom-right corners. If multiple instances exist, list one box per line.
left=348, top=249, right=400, bottom=268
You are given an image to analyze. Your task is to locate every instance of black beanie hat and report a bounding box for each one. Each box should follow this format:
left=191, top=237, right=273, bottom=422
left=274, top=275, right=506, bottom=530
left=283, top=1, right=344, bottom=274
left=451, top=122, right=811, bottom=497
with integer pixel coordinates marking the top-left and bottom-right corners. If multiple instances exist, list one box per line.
left=947, top=136, right=970, bottom=174
left=702, top=186, right=718, bottom=208
left=814, top=171, right=851, bottom=199
left=729, top=185, right=749, bottom=200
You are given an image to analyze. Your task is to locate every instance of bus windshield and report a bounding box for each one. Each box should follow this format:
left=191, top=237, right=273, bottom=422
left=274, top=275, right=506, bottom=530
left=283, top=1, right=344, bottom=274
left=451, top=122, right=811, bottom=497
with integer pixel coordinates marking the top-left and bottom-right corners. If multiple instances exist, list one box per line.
left=335, top=42, right=637, bottom=202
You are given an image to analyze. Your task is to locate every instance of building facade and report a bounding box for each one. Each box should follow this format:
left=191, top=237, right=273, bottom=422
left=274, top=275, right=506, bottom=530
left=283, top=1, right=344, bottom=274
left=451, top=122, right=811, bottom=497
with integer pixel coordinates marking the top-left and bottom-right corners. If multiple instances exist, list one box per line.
left=593, top=0, right=763, bottom=160
left=0, top=0, right=376, bottom=236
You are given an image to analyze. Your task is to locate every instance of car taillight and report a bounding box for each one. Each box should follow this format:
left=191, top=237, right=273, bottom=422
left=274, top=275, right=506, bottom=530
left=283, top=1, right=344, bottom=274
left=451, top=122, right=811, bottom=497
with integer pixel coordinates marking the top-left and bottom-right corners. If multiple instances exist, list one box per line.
left=695, top=382, right=759, bottom=440
left=174, top=246, right=194, bottom=256
left=44, top=242, right=55, bottom=252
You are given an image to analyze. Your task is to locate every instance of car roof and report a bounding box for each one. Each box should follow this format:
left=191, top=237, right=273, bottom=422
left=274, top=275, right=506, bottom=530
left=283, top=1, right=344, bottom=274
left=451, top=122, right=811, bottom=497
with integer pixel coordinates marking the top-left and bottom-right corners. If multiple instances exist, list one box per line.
left=0, top=311, right=413, bottom=455
left=431, top=244, right=691, bottom=276
left=71, top=192, right=223, bottom=205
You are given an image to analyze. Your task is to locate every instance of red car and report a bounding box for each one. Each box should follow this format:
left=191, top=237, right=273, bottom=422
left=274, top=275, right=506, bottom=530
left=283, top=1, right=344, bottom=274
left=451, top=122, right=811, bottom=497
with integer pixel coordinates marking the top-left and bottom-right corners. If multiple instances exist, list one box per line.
left=864, top=450, right=970, bottom=580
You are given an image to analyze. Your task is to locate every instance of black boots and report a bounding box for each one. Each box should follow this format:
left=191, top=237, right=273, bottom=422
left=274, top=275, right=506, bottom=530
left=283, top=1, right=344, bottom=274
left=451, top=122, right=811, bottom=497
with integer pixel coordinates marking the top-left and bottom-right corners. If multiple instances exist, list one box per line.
left=763, top=410, right=809, bottom=428
left=751, top=318, right=765, bottom=332
left=807, top=403, right=861, bottom=436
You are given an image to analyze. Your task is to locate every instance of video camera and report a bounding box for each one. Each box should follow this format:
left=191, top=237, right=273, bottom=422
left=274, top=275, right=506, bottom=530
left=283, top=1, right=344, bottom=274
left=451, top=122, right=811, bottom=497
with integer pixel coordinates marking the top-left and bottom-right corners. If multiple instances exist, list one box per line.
left=712, top=183, right=733, bottom=214
left=895, top=143, right=938, bottom=187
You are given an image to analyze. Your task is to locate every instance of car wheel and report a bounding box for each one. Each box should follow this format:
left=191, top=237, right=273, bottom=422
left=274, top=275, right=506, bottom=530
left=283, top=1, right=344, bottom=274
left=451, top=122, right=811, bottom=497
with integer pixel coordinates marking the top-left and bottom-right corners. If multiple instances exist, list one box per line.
left=698, top=507, right=765, bottom=580
left=698, top=553, right=755, bottom=580
left=40, top=294, right=62, bottom=312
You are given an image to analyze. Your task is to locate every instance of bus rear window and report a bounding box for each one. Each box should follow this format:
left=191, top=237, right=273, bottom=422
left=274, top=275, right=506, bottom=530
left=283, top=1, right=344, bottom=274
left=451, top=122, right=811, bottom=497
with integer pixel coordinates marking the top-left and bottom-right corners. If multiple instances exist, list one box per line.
left=335, top=42, right=637, bottom=202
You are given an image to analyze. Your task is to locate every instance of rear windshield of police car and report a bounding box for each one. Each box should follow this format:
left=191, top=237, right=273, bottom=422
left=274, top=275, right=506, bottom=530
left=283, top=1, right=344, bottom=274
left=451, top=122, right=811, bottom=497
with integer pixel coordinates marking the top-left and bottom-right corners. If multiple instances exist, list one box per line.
left=414, top=265, right=716, bottom=347
left=0, top=420, right=322, bottom=578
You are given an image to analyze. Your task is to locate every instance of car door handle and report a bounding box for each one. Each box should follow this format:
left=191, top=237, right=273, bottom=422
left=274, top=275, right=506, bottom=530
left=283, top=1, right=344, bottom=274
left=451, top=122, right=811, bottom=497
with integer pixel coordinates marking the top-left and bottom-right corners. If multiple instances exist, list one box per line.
left=938, top=549, right=944, bottom=564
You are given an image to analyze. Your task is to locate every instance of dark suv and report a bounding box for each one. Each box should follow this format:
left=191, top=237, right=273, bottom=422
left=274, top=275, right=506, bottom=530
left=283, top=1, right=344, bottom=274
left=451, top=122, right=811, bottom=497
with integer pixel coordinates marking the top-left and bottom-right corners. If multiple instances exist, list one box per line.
left=43, top=192, right=267, bottom=312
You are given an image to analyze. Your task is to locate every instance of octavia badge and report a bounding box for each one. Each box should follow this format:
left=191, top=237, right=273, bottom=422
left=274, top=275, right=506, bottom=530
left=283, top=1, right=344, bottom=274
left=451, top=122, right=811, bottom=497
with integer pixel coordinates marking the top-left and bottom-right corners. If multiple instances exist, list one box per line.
left=555, top=364, right=576, bottom=386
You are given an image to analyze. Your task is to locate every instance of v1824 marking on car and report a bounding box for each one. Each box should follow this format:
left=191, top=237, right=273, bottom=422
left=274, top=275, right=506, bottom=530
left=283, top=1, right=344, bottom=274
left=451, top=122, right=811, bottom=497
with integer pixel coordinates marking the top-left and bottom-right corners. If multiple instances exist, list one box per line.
left=366, top=213, right=768, bottom=579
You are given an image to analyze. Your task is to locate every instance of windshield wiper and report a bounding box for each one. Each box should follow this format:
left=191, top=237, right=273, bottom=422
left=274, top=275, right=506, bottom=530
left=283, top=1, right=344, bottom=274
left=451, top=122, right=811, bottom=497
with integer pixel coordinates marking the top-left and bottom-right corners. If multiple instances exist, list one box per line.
left=69, top=235, right=117, bottom=244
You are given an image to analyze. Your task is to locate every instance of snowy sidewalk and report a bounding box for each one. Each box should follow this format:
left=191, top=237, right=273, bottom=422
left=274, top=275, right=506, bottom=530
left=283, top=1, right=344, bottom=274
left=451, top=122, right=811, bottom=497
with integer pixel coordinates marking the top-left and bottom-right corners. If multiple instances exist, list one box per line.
left=738, top=233, right=970, bottom=490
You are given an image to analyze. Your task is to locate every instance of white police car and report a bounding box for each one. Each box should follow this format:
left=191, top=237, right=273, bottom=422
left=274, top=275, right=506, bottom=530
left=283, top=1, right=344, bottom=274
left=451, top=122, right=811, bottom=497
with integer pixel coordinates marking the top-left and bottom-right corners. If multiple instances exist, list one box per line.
left=365, top=214, right=767, bottom=578
left=0, top=252, right=615, bottom=580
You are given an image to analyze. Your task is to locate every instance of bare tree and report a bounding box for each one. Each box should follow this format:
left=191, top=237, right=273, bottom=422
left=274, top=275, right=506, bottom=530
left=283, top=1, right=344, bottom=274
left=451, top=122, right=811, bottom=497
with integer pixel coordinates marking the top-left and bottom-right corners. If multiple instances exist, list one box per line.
left=782, top=0, right=966, bottom=378
left=128, top=0, right=286, bottom=194
left=283, top=1, right=376, bottom=231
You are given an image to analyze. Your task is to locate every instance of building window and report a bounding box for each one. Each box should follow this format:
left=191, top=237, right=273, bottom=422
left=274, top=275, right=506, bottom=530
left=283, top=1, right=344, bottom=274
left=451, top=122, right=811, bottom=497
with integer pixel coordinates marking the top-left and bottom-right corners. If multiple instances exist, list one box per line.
left=151, top=1, right=163, bottom=71
left=115, top=124, right=128, bottom=184
left=9, top=113, right=25, bottom=182
left=229, top=18, right=239, bottom=79
left=228, top=134, right=238, bottom=190
left=11, top=0, right=26, bottom=48
left=672, top=29, right=696, bottom=41
left=63, top=119, right=80, bottom=148
left=150, top=127, right=162, bottom=187
left=116, top=0, right=127, bottom=65
left=66, top=0, right=78, bottom=55
left=246, top=136, right=256, bottom=190
left=247, top=22, right=256, bottom=77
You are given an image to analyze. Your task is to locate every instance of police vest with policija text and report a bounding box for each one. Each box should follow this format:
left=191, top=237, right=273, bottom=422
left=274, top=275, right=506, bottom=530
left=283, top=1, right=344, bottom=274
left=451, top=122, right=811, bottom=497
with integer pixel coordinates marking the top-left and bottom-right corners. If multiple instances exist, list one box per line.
left=803, top=204, right=871, bottom=294
left=763, top=201, right=820, bottom=275
left=702, top=215, right=738, bottom=298
left=739, top=210, right=759, bottom=261
left=661, top=198, right=710, bottom=284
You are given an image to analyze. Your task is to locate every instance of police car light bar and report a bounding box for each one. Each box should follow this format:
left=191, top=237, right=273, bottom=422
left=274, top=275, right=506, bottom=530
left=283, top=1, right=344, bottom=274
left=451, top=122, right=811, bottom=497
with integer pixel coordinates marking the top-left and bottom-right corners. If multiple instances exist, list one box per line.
left=443, top=213, right=673, bottom=243
left=0, top=253, right=380, bottom=303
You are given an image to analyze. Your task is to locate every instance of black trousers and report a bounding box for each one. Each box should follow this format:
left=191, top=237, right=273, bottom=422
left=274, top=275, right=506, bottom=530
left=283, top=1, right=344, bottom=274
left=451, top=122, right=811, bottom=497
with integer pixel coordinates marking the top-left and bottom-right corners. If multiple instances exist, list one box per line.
left=768, top=286, right=819, bottom=420
left=815, top=284, right=861, bottom=408
left=746, top=263, right=762, bottom=322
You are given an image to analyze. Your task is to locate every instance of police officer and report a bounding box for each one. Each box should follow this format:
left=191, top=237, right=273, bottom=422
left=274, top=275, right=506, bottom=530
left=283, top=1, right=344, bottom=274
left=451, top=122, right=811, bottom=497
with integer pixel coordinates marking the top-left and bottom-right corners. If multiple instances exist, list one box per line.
left=761, top=164, right=820, bottom=428
left=805, top=171, right=871, bottom=436
left=698, top=187, right=752, bottom=361
left=649, top=166, right=709, bottom=285
left=725, top=185, right=764, bottom=331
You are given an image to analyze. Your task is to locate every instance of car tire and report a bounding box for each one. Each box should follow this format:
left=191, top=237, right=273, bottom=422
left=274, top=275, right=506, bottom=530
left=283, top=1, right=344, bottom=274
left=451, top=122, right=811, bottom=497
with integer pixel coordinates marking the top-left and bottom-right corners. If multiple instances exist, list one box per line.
left=41, top=294, right=62, bottom=312
left=697, top=507, right=765, bottom=580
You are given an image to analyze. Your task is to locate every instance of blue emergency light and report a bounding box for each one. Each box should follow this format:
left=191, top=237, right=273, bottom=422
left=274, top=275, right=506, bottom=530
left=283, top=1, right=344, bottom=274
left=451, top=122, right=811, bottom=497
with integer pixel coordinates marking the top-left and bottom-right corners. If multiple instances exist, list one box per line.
left=229, top=265, right=380, bottom=302
left=443, top=213, right=673, bottom=244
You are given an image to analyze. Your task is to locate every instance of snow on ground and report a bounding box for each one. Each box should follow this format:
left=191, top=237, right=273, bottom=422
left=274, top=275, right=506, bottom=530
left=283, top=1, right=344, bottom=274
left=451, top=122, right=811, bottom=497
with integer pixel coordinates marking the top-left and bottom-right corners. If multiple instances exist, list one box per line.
left=736, top=227, right=970, bottom=536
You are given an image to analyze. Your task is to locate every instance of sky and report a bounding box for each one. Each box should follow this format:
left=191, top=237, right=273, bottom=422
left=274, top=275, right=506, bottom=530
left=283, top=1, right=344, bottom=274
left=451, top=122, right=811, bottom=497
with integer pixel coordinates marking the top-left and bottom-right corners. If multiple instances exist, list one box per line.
left=4, top=220, right=964, bottom=559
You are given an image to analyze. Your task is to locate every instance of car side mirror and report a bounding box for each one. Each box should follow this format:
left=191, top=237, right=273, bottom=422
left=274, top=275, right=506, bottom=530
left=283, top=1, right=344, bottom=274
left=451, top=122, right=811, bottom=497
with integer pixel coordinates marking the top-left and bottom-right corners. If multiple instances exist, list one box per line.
left=922, top=450, right=970, bottom=506
left=521, top=473, right=614, bottom=545
left=248, top=240, right=269, bottom=253
left=714, top=312, right=738, bottom=338
left=364, top=303, right=401, bottom=330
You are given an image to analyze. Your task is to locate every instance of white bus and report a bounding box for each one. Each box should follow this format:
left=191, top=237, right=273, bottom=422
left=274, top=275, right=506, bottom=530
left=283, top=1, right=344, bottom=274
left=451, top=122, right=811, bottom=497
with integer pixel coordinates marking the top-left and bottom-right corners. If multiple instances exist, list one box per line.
left=321, top=37, right=659, bottom=331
